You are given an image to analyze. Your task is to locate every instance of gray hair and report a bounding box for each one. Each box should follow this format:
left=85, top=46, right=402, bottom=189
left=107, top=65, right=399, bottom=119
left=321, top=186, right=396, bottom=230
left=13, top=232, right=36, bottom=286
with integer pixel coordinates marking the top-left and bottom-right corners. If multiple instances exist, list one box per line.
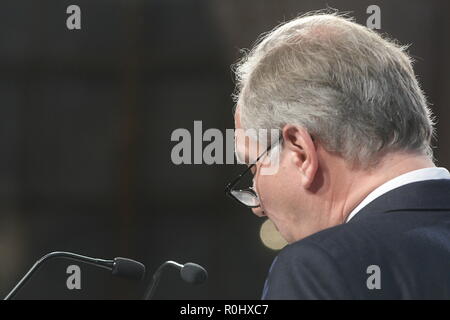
left=233, top=12, right=435, bottom=169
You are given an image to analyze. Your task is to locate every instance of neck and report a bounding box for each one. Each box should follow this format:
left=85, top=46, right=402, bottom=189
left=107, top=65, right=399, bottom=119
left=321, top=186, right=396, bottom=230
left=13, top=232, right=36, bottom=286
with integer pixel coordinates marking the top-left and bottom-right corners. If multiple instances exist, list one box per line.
left=334, top=152, right=435, bottom=224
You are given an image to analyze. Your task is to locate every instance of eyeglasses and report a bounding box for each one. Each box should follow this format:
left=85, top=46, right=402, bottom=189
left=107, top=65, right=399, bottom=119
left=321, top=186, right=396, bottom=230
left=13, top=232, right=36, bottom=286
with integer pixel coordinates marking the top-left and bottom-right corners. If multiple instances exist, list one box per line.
left=225, top=138, right=282, bottom=208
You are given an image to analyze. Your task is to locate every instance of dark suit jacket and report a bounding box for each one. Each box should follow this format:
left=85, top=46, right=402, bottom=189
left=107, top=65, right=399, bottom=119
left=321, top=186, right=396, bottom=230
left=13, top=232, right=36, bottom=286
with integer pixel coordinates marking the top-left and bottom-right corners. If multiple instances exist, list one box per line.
left=262, top=179, right=450, bottom=299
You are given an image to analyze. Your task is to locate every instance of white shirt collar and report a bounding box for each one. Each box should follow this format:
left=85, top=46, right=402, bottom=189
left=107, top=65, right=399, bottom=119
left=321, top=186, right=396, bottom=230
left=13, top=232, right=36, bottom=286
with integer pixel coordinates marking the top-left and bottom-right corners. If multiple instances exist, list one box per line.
left=346, top=167, right=450, bottom=222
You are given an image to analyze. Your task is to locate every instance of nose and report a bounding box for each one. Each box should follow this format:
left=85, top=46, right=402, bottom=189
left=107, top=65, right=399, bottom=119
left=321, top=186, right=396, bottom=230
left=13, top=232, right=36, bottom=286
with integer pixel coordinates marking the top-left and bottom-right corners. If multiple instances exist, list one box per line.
left=252, top=206, right=266, bottom=217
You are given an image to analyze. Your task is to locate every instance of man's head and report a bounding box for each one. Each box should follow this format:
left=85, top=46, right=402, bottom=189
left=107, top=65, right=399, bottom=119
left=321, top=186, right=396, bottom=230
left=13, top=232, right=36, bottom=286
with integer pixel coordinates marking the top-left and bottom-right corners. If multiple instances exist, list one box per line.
left=232, top=12, right=436, bottom=243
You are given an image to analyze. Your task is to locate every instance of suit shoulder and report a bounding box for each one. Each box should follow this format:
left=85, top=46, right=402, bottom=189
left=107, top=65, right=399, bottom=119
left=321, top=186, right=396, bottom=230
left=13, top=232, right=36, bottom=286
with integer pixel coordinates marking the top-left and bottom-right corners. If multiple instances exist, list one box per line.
left=265, top=235, right=354, bottom=299
left=283, top=215, right=413, bottom=272
left=294, top=210, right=450, bottom=258
left=286, top=219, right=375, bottom=257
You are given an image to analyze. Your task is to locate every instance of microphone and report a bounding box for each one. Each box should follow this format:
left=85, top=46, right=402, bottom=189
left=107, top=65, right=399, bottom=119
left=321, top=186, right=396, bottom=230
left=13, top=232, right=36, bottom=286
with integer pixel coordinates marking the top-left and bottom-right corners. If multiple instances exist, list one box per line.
left=4, top=251, right=146, bottom=300
left=143, top=260, right=208, bottom=300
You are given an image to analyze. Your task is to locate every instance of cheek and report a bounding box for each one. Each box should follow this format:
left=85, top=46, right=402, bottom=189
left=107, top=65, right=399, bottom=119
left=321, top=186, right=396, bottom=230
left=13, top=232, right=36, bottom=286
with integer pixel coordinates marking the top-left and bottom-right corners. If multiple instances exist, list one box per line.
left=255, top=165, right=291, bottom=213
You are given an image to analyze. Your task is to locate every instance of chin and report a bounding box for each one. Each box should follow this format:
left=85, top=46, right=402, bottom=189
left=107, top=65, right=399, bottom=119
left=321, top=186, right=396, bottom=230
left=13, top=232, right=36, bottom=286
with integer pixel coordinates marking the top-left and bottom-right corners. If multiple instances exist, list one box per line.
left=282, top=233, right=297, bottom=244
left=278, top=223, right=317, bottom=243
left=271, top=221, right=295, bottom=244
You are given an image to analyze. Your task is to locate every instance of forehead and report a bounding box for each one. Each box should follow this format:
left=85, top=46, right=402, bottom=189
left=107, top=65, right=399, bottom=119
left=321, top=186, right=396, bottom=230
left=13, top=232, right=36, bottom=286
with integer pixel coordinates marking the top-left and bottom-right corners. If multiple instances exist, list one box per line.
left=234, top=113, right=262, bottom=164
left=234, top=106, right=242, bottom=129
left=234, top=109, right=248, bottom=163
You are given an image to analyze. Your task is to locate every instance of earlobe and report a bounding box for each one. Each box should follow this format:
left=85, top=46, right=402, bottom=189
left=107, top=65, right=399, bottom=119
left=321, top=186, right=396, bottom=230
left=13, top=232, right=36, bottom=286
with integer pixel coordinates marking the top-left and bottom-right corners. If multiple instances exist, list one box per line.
left=281, top=125, right=318, bottom=189
left=302, top=153, right=318, bottom=189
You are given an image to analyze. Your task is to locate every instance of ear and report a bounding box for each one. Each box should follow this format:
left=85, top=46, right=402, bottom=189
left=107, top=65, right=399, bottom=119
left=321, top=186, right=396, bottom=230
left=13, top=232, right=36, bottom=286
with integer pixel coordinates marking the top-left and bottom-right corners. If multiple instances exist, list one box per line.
left=281, top=125, right=318, bottom=189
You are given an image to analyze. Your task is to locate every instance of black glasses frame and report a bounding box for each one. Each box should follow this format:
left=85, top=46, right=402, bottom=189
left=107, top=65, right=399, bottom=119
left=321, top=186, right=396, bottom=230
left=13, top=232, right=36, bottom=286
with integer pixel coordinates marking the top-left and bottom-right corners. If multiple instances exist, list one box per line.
left=225, top=137, right=282, bottom=208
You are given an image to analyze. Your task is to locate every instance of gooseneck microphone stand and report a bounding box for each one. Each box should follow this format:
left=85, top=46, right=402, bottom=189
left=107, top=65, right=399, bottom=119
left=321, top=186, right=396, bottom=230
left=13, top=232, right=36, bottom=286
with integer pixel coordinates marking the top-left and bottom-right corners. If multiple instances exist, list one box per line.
left=4, top=251, right=130, bottom=300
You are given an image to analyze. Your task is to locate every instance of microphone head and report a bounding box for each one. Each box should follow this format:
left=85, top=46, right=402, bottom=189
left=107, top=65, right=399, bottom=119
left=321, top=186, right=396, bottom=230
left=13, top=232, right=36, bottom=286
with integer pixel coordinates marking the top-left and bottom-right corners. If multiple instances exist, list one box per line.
left=112, top=257, right=146, bottom=281
left=180, top=262, right=208, bottom=285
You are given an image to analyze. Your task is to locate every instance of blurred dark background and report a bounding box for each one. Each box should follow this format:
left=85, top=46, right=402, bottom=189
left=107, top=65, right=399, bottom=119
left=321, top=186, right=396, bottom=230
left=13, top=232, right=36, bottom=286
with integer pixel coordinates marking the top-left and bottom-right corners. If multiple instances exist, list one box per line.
left=0, top=0, right=449, bottom=299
